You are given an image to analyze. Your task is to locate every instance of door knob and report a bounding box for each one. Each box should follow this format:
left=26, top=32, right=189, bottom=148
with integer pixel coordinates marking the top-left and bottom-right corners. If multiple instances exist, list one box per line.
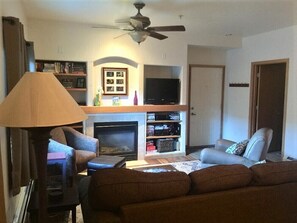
left=191, top=112, right=196, bottom=116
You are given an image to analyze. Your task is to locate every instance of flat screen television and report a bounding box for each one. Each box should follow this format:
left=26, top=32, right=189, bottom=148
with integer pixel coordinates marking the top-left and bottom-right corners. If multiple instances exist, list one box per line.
left=144, top=78, right=180, bottom=105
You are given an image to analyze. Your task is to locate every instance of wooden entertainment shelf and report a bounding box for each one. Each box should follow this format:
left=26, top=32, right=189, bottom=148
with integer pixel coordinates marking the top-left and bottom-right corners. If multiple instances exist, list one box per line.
left=81, top=105, right=188, bottom=114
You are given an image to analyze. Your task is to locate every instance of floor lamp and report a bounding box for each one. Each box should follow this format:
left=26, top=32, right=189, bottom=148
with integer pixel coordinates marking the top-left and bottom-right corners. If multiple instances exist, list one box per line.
left=0, top=72, right=87, bottom=222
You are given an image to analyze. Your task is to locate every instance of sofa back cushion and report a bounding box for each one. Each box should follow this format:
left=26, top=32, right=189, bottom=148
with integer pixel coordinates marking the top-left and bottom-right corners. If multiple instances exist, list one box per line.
left=88, top=168, right=190, bottom=211
left=250, top=161, right=297, bottom=186
left=189, top=164, right=252, bottom=194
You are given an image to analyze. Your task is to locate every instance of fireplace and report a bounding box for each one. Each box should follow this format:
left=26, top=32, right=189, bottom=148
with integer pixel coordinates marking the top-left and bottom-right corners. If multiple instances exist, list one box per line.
left=94, top=121, right=138, bottom=160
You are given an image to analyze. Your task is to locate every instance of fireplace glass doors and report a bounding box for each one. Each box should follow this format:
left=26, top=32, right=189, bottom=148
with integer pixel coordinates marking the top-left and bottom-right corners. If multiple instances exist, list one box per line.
left=94, top=121, right=138, bottom=160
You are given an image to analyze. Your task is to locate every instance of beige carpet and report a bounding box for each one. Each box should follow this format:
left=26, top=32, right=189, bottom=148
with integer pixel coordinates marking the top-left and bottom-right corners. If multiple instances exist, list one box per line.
left=67, top=205, right=83, bottom=223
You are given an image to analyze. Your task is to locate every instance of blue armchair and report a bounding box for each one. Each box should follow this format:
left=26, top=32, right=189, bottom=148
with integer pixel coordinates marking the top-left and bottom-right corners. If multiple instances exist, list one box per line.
left=48, top=126, right=99, bottom=179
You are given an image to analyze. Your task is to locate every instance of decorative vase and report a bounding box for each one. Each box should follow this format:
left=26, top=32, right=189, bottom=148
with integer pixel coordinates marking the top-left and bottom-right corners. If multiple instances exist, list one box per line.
left=94, top=87, right=103, bottom=106
left=133, top=90, right=138, bottom=105
left=94, top=93, right=100, bottom=106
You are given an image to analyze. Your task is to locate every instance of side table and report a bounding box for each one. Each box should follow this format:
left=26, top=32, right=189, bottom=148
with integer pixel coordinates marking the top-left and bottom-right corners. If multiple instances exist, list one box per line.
left=47, top=152, right=67, bottom=189
left=28, top=184, right=79, bottom=223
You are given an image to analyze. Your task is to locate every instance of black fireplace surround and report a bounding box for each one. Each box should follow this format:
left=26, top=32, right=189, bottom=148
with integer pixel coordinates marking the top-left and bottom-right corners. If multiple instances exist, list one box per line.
left=94, top=121, right=138, bottom=161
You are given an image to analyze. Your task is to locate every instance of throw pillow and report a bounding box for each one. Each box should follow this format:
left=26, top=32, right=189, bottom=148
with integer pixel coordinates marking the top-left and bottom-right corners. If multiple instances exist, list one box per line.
left=225, top=139, right=249, bottom=156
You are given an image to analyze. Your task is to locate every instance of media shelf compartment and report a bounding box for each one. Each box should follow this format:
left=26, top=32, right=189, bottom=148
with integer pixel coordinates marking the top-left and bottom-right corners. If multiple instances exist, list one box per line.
left=147, top=120, right=181, bottom=124
left=146, top=135, right=180, bottom=139
left=146, top=111, right=182, bottom=155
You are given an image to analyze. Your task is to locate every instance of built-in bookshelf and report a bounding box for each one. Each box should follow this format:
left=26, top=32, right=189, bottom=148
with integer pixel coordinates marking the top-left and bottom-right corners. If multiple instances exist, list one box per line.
left=35, top=59, right=87, bottom=105
left=36, top=60, right=88, bottom=132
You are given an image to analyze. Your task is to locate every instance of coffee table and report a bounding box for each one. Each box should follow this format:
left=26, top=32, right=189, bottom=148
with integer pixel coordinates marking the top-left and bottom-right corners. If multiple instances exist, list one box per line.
left=87, top=155, right=126, bottom=175
left=28, top=184, right=79, bottom=223
left=133, top=164, right=178, bottom=173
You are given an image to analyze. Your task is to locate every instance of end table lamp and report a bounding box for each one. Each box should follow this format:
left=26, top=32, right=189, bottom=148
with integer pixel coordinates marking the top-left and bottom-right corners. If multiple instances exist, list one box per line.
left=0, top=72, right=87, bottom=222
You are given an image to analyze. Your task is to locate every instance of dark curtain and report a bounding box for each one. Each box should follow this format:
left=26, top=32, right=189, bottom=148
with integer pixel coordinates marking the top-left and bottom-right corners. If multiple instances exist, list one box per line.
left=2, top=16, right=37, bottom=195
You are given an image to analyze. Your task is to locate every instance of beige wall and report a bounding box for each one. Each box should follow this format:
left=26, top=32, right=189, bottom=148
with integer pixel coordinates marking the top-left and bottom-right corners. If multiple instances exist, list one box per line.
left=188, top=46, right=227, bottom=65
left=224, top=26, right=297, bottom=159
left=28, top=19, right=189, bottom=105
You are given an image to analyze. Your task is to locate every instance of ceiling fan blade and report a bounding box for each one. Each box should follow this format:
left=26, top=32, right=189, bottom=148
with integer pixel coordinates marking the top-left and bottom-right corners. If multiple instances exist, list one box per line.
left=92, top=25, right=120, bottom=29
left=114, top=32, right=129, bottom=39
left=92, top=24, right=134, bottom=32
left=115, top=18, right=131, bottom=24
left=148, top=25, right=186, bottom=32
left=148, top=31, right=168, bottom=40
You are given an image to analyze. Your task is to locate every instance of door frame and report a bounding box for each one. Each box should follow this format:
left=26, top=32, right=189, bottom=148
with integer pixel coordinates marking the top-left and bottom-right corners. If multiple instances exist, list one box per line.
left=249, top=59, right=289, bottom=152
left=187, top=64, right=225, bottom=147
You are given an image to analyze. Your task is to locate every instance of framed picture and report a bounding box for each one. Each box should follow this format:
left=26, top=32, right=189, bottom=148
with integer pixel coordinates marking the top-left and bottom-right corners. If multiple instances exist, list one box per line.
left=62, top=79, right=73, bottom=88
left=102, top=67, right=128, bottom=95
left=76, top=78, right=86, bottom=88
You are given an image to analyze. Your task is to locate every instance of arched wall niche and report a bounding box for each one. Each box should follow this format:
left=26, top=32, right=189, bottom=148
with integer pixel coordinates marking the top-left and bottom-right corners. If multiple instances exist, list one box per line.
left=93, top=56, right=138, bottom=68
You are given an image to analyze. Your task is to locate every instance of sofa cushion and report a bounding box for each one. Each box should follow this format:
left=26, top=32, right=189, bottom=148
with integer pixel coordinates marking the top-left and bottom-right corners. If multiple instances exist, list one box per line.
left=189, top=164, right=252, bottom=194
left=88, top=168, right=190, bottom=211
left=250, top=161, right=297, bottom=186
left=225, top=139, right=249, bottom=155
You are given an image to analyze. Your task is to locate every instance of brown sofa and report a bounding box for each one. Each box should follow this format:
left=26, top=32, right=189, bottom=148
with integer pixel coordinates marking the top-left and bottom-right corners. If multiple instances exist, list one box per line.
left=79, top=161, right=297, bottom=223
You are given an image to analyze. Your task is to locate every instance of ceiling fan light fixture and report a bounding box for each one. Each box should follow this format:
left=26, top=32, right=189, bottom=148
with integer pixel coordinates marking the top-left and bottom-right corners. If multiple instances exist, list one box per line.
left=129, top=31, right=149, bottom=44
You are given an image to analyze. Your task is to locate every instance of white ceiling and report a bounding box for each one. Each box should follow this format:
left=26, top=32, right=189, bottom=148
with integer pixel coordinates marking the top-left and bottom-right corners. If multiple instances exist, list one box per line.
left=20, top=0, right=297, bottom=38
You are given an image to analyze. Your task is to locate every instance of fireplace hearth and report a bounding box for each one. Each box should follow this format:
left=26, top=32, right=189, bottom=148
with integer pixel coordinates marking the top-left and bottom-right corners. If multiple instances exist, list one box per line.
left=94, top=121, right=138, bottom=160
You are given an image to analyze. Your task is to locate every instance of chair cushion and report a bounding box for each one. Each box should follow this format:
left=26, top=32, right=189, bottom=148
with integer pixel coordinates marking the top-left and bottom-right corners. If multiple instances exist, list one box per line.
left=189, top=164, right=252, bottom=194
left=50, top=127, right=67, bottom=145
left=225, top=140, right=249, bottom=155
left=88, top=168, right=190, bottom=211
left=250, top=161, right=297, bottom=186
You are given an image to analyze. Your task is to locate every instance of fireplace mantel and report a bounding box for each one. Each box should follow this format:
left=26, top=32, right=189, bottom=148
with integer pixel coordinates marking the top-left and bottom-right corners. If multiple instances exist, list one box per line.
left=81, top=105, right=188, bottom=114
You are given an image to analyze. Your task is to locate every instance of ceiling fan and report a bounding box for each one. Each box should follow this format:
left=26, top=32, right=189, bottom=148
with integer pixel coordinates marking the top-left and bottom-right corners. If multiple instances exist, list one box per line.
left=93, top=2, right=186, bottom=44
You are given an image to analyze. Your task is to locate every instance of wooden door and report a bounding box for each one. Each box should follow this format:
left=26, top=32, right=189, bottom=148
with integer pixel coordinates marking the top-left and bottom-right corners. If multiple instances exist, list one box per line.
left=250, top=61, right=287, bottom=152
left=188, top=66, right=224, bottom=147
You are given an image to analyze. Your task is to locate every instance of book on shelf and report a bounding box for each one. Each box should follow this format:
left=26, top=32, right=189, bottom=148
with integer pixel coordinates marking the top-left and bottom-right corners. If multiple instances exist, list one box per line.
left=43, top=63, right=55, bottom=72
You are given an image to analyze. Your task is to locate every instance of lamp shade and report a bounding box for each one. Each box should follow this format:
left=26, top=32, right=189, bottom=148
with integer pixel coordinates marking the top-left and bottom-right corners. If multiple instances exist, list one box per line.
left=0, top=72, right=87, bottom=127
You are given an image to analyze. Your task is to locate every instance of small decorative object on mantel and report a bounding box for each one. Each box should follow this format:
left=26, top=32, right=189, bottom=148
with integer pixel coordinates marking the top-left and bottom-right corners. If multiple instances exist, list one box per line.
left=102, top=67, right=128, bottom=95
left=94, top=86, right=104, bottom=106
left=133, top=90, right=138, bottom=105
left=112, top=96, right=120, bottom=106
left=229, top=83, right=249, bottom=87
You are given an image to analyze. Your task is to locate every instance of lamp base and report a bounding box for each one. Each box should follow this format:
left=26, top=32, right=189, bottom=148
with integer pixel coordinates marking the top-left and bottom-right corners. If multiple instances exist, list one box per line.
left=28, top=127, right=52, bottom=223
